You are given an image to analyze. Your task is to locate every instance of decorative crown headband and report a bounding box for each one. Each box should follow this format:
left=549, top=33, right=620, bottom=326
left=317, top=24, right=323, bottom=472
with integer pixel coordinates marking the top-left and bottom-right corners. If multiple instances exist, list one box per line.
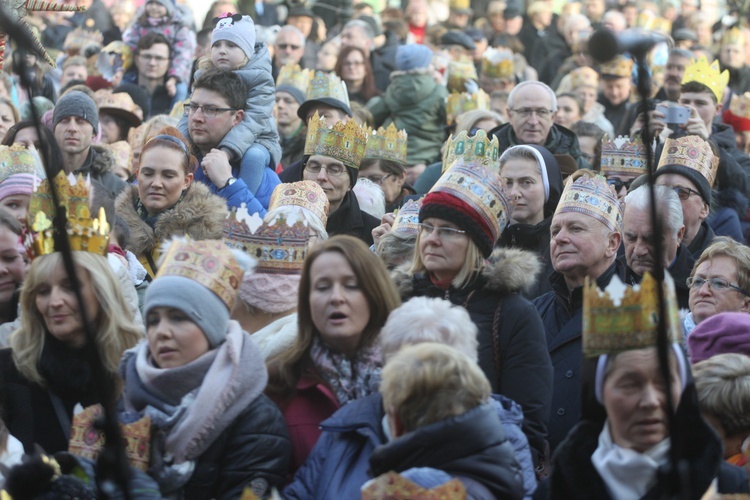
left=442, top=129, right=499, bottom=173
left=364, top=123, right=408, bottom=164
left=306, top=70, right=350, bottom=108
left=555, top=171, right=623, bottom=233
left=657, top=135, right=719, bottom=188
left=277, top=63, right=313, bottom=93
left=599, top=55, right=633, bottom=79
left=391, top=197, right=423, bottom=235
left=445, top=89, right=490, bottom=125
left=481, top=47, right=514, bottom=79
left=681, top=56, right=730, bottom=103
left=304, top=111, right=370, bottom=170
left=599, top=135, right=651, bottom=178
left=269, top=180, right=330, bottom=227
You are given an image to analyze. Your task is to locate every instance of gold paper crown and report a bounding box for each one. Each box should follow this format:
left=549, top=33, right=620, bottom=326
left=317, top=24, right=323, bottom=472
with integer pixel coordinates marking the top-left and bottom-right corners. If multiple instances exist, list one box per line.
left=391, top=197, right=423, bottom=235
left=657, top=135, right=718, bottom=188
left=0, top=143, right=45, bottom=184
left=569, top=66, right=599, bottom=89
left=304, top=111, right=370, bottom=170
left=445, top=89, right=490, bottom=125
left=157, top=238, right=243, bottom=311
left=599, top=55, right=633, bottom=78
left=362, top=472, right=467, bottom=499
left=481, top=47, right=514, bottom=79
left=583, top=272, right=681, bottom=357
left=27, top=171, right=110, bottom=257
left=102, top=41, right=133, bottom=71
left=600, top=135, right=650, bottom=178
left=681, top=56, right=730, bottom=103
left=721, top=26, right=745, bottom=47
left=63, top=27, right=103, bottom=53
left=269, top=180, right=330, bottom=227
left=449, top=0, right=470, bottom=11
left=305, top=70, right=350, bottom=109
left=277, top=63, right=313, bottom=93
left=729, top=92, right=750, bottom=120
left=635, top=12, right=672, bottom=34
left=555, top=171, right=623, bottom=233
left=108, top=141, right=134, bottom=176
left=447, top=57, right=478, bottom=92
left=442, top=129, right=499, bottom=173
left=364, top=123, right=408, bottom=163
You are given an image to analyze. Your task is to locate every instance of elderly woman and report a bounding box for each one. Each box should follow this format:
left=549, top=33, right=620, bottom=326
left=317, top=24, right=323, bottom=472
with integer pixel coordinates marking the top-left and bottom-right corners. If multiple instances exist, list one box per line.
left=266, top=236, right=401, bottom=474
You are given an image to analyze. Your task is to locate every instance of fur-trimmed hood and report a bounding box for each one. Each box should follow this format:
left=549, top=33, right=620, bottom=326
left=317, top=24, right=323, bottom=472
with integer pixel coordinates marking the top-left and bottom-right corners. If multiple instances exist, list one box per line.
left=79, top=145, right=116, bottom=177
left=392, top=247, right=541, bottom=299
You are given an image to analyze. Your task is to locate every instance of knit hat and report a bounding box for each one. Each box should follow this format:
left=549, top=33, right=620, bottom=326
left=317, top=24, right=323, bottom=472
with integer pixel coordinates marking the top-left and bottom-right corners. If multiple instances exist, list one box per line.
left=277, top=84, right=306, bottom=105
left=396, top=44, right=433, bottom=71
left=656, top=135, right=718, bottom=205
left=53, top=91, right=99, bottom=134
left=0, top=144, right=46, bottom=201
left=150, top=0, right=175, bottom=17
left=212, top=14, right=256, bottom=62
left=688, top=312, right=750, bottom=364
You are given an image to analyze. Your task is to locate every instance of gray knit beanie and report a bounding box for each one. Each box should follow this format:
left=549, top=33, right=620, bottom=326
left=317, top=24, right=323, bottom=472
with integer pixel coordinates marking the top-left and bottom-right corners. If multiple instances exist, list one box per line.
left=396, top=44, right=433, bottom=71
left=53, top=91, right=99, bottom=134
left=212, top=14, right=256, bottom=62
left=276, top=84, right=306, bottom=104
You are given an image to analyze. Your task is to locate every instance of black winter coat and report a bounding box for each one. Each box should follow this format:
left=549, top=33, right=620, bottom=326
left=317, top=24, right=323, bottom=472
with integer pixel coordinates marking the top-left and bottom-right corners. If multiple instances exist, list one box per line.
left=499, top=218, right=554, bottom=299
left=326, top=191, right=379, bottom=246
left=623, top=243, right=695, bottom=309
left=490, top=122, right=591, bottom=170
left=688, top=221, right=716, bottom=260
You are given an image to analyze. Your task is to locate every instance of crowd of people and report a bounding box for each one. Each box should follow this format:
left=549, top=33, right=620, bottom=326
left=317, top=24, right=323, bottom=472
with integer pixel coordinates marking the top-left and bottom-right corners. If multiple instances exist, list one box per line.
left=1, top=0, right=750, bottom=497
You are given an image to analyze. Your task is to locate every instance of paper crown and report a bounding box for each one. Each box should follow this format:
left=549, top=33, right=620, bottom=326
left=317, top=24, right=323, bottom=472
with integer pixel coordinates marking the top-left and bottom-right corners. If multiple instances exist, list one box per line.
left=657, top=135, right=718, bottom=188
left=27, top=171, right=110, bottom=257
left=391, top=197, right=423, bottom=235
left=269, top=180, right=330, bottom=227
left=481, top=47, right=514, bottom=79
left=583, top=272, right=682, bottom=357
left=102, top=40, right=133, bottom=72
left=449, top=0, right=470, bottom=11
left=681, top=56, right=730, bottom=103
left=555, top=172, right=623, bottom=233
left=723, top=92, right=750, bottom=132
left=108, top=141, right=133, bottom=176
left=635, top=13, right=672, bottom=34
left=156, top=238, right=243, bottom=311
left=599, top=55, right=633, bottom=78
left=721, top=26, right=745, bottom=47
left=599, top=135, right=650, bottom=178
left=446, top=89, right=490, bottom=125
left=362, top=472, right=467, bottom=500
left=364, top=123, right=408, bottom=163
left=569, top=66, right=599, bottom=89
left=94, top=89, right=141, bottom=126
left=447, top=57, right=478, bottom=93
left=442, top=129, right=499, bottom=173
left=0, top=143, right=45, bottom=183
left=63, top=26, right=103, bottom=53
left=304, top=111, right=370, bottom=170
left=277, top=63, right=313, bottom=93
left=305, top=70, right=350, bottom=108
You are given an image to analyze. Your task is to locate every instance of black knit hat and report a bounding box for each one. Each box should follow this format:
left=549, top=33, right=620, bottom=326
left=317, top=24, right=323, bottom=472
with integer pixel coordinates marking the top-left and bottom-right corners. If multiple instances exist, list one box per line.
left=654, top=165, right=712, bottom=204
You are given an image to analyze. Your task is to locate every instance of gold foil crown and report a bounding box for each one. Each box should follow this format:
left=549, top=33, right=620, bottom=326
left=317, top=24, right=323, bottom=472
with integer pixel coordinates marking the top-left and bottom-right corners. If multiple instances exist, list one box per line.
left=445, top=89, right=490, bottom=125
left=583, top=272, right=681, bottom=357
left=0, top=143, right=45, bottom=183
left=721, top=27, right=745, bottom=47
left=449, top=0, right=470, bottom=10
left=569, top=66, right=599, bottom=89
left=304, top=111, right=370, bottom=170
left=681, top=56, right=730, bottom=103
left=600, top=135, right=650, bottom=178
left=364, top=123, right=408, bottom=163
left=27, top=171, right=110, bottom=257
left=269, top=180, right=330, bottom=227
left=277, top=63, right=313, bottom=93
left=157, top=238, right=243, bottom=311
left=658, top=135, right=718, bottom=187
left=305, top=71, right=350, bottom=108
left=447, top=57, right=478, bottom=93
left=442, top=129, right=499, bottom=173
left=481, top=47, right=514, bottom=79
left=391, top=197, right=423, bottom=235
left=729, top=92, right=750, bottom=120
left=64, top=27, right=103, bottom=53
left=599, top=55, right=633, bottom=78
left=555, top=172, right=623, bottom=233
left=237, top=215, right=311, bottom=275
left=635, top=13, right=672, bottom=34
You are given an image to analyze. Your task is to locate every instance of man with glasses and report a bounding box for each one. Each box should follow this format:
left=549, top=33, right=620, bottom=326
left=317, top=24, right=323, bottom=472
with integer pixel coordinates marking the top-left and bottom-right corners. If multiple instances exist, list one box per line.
left=273, top=26, right=306, bottom=80
left=491, top=81, right=591, bottom=169
left=123, top=33, right=176, bottom=118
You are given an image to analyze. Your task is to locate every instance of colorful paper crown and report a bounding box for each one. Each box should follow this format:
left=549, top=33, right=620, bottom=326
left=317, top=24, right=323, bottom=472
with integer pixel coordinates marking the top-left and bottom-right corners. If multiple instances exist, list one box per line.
left=447, top=57, right=478, bottom=93
left=0, top=143, right=45, bottom=183
left=721, top=26, right=745, bottom=47
left=269, top=180, right=330, bottom=227
left=481, top=47, right=514, bottom=79
left=445, top=89, right=490, bottom=125
left=583, top=272, right=681, bottom=357
left=599, top=55, right=633, bottom=79
left=305, top=70, right=350, bottom=108
left=723, top=92, right=750, bottom=132
left=364, top=123, right=408, bottom=163
left=362, top=472, right=467, bottom=500
left=635, top=13, right=672, bottom=34
left=63, top=26, right=103, bottom=53
left=94, top=89, right=141, bottom=126
left=449, top=0, right=470, bottom=11
left=391, top=197, right=423, bottom=235
left=277, top=63, right=313, bottom=93
left=555, top=172, right=623, bottom=233
left=568, top=66, right=599, bottom=89
left=681, top=56, right=730, bottom=103
left=442, top=129, right=499, bottom=173
left=157, top=238, right=243, bottom=311
left=304, top=111, right=370, bottom=170
left=657, top=135, right=718, bottom=187
left=108, top=141, right=133, bottom=176
left=27, top=171, right=110, bottom=257
left=600, top=135, right=650, bottom=178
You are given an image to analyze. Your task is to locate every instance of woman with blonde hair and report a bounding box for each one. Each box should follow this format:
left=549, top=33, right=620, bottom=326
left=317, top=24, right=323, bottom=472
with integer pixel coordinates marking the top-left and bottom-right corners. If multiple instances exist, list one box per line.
left=0, top=97, right=19, bottom=143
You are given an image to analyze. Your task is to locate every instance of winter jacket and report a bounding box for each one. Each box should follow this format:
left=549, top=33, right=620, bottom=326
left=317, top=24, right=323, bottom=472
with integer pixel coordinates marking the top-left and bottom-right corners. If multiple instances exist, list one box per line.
left=366, top=68, right=448, bottom=166
left=723, top=64, right=750, bottom=95
left=599, top=94, right=629, bottom=134
left=687, top=221, right=716, bottom=260
left=73, top=145, right=128, bottom=198
left=490, top=122, right=591, bottom=170
left=280, top=125, right=306, bottom=171
left=499, top=218, right=554, bottom=299
left=121, top=70, right=174, bottom=119
left=371, top=34, right=399, bottom=92
left=326, top=191, right=380, bottom=246
left=369, top=402, right=525, bottom=499
left=393, top=248, right=553, bottom=465
left=115, top=182, right=227, bottom=279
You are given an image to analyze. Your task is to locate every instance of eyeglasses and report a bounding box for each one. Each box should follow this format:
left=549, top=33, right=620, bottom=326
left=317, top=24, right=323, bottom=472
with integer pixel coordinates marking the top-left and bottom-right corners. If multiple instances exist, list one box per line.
left=343, top=61, right=365, bottom=67
left=305, top=162, right=346, bottom=177
left=277, top=44, right=302, bottom=50
left=364, top=173, right=392, bottom=185
left=139, top=54, right=169, bottom=63
left=607, top=177, right=634, bottom=192
left=418, top=223, right=467, bottom=240
left=686, top=277, right=750, bottom=296
left=185, top=103, right=236, bottom=118
left=671, top=186, right=701, bottom=201
left=510, top=108, right=554, bottom=119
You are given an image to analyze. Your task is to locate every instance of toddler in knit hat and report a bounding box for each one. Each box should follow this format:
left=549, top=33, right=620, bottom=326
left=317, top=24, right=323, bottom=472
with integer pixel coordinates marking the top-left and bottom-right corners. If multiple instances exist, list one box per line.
left=0, top=144, right=46, bottom=228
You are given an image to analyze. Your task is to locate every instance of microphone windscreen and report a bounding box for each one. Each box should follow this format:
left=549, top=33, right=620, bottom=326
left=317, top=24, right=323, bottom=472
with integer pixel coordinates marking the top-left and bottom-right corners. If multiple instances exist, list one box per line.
left=588, top=29, right=619, bottom=64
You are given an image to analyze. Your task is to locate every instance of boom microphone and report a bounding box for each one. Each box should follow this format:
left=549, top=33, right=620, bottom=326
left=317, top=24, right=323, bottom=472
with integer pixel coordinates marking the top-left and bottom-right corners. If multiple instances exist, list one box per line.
left=588, top=28, right=668, bottom=63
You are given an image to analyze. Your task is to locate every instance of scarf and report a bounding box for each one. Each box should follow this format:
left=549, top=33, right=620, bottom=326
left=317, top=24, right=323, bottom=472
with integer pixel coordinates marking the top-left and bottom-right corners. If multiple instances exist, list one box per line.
left=309, top=336, right=382, bottom=405
left=38, top=334, right=97, bottom=402
left=135, top=191, right=186, bottom=229
left=591, top=421, right=671, bottom=500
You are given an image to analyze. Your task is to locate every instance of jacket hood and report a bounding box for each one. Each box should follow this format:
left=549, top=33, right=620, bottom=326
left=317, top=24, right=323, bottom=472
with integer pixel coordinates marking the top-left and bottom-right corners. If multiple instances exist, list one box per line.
left=81, top=145, right=117, bottom=177
left=385, top=71, right=442, bottom=107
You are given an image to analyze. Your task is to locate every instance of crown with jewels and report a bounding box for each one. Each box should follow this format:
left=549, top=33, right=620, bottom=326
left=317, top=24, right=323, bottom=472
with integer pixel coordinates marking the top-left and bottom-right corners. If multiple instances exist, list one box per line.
left=442, top=129, right=499, bottom=173
left=657, top=135, right=718, bottom=188
left=723, top=92, right=750, bottom=132
left=568, top=66, right=599, bottom=89
left=277, top=63, right=313, bottom=93
left=304, top=111, right=370, bottom=170
left=447, top=57, right=478, bottom=93
left=481, top=47, right=514, bottom=79
left=305, top=71, right=350, bottom=108
left=391, top=197, right=423, bottom=235
left=362, top=471, right=467, bottom=499
left=27, top=171, right=110, bottom=258
left=269, top=180, right=330, bottom=227
left=364, top=123, right=408, bottom=164
left=445, top=89, right=490, bottom=125
left=721, top=26, right=745, bottom=47
left=635, top=13, right=672, bottom=34
left=555, top=171, right=623, bottom=233
left=681, top=56, right=730, bottom=103
left=583, top=272, right=682, bottom=357
left=0, top=143, right=46, bottom=184
left=599, top=55, right=633, bottom=79
left=600, top=135, right=651, bottom=178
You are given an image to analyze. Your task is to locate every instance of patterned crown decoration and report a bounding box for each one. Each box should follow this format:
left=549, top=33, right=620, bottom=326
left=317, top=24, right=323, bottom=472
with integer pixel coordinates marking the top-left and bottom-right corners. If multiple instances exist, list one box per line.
left=390, top=197, right=423, bottom=235
left=269, top=180, right=330, bottom=227
left=63, top=26, right=103, bottom=54
left=27, top=171, right=110, bottom=257
left=723, top=92, right=750, bottom=132
left=583, top=272, right=681, bottom=357
left=481, top=47, right=514, bottom=79
left=569, top=66, right=599, bottom=89
left=599, top=135, right=650, bottom=178
left=0, top=143, right=45, bottom=184
left=304, top=111, right=370, bottom=170
left=599, top=55, right=633, bottom=79
left=657, top=135, right=719, bottom=188
left=157, top=238, right=244, bottom=311
left=449, top=0, right=470, bottom=10
left=364, top=123, right=408, bottom=163
left=721, top=26, right=745, bottom=47
left=681, top=56, right=730, bottom=103
left=635, top=12, right=672, bottom=34
left=362, top=471, right=467, bottom=500
left=305, top=70, right=350, bottom=108
left=555, top=171, right=623, bottom=233
left=277, top=63, right=313, bottom=93
left=442, top=129, right=499, bottom=173
left=445, top=89, right=490, bottom=125
left=446, top=57, right=478, bottom=93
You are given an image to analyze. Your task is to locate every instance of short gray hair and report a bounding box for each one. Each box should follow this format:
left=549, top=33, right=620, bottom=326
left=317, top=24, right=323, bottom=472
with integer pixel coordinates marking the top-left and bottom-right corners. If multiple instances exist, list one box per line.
left=275, top=25, right=306, bottom=47
left=624, top=185, right=683, bottom=237
left=376, top=231, right=417, bottom=269
left=507, top=81, right=557, bottom=112
left=343, top=19, right=375, bottom=40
